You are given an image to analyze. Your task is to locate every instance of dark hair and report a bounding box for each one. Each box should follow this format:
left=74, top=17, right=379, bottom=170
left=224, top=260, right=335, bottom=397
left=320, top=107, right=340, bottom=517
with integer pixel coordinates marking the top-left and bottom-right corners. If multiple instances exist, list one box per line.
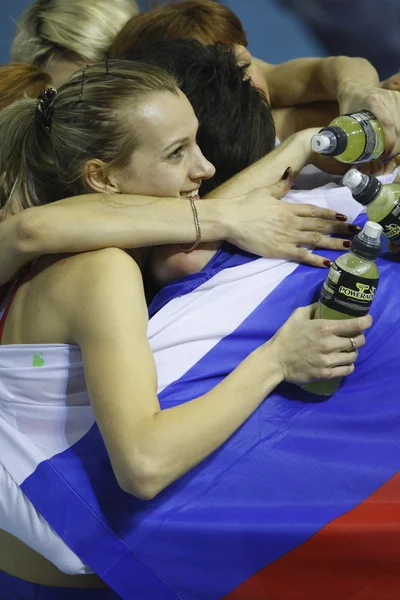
left=117, top=39, right=275, bottom=194
left=109, top=0, right=248, bottom=59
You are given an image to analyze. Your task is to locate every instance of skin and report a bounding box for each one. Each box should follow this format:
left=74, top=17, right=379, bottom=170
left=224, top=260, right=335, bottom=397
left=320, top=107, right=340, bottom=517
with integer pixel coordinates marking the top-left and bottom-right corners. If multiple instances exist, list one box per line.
left=87, top=90, right=215, bottom=200
left=234, top=44, right=400, bottom=153
left=44, top=56, right=87, bottom=88
left=0, top=89, right=370, bottom=586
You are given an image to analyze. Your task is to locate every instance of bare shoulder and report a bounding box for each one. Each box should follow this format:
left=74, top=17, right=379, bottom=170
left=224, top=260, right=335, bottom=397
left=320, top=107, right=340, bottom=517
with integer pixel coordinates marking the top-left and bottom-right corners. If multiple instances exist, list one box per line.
left=26, top=248, right=147, bottom=344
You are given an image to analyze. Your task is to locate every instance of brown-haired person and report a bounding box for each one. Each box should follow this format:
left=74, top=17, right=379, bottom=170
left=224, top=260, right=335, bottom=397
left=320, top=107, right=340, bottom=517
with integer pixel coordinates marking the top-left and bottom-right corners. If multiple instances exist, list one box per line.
left=109, top=0, right=400, bottom=156
left=0, top=63, right=52, bottom=111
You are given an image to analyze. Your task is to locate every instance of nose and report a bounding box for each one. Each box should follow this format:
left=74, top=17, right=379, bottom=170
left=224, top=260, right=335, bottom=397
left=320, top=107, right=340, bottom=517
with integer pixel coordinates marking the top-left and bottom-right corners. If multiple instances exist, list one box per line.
left=191, top=146, right=216, bottom=182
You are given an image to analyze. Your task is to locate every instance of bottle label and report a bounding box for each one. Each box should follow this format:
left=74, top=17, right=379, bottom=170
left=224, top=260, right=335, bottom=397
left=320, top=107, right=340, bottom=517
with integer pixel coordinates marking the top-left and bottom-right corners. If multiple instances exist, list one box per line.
left=378, top=196, right=400, bottom=243
left=320, top=262, right=378, bottom=317
left=348, top=110, right=383, bottom=162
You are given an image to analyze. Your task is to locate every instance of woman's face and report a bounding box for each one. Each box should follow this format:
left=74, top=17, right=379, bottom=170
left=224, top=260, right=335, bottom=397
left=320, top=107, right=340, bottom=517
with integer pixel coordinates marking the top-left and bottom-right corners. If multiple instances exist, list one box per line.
left=234, top=45, right=270, bottom=102
left=115, top=89, right=215, bottom=199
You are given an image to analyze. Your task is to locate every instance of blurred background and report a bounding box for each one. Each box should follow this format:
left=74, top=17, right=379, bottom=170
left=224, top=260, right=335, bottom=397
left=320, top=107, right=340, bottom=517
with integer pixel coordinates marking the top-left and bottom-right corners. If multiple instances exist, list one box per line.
left=1, top=0, right=399, bottom=78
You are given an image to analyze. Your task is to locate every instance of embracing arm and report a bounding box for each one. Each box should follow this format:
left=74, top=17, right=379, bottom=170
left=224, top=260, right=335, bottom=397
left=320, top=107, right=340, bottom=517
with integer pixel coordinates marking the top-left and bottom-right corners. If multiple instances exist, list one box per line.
left=260, top=56, right=379, bottom=108
left=262, top=55, right=400, bottom=155
left=0, top=195, right=228, bottom=285
left=66, top=248, right=369, bottom=499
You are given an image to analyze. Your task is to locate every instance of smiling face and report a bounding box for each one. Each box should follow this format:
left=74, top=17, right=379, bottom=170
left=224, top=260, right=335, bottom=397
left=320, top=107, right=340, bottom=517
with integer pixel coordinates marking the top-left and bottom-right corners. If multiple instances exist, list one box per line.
left=114, top=89, right=215, bottom=199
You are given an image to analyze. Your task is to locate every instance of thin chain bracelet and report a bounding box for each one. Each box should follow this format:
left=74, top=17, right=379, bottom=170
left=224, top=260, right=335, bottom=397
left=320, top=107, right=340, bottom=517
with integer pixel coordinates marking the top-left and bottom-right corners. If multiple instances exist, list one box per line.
left=177, top=196, right=202, bottom=252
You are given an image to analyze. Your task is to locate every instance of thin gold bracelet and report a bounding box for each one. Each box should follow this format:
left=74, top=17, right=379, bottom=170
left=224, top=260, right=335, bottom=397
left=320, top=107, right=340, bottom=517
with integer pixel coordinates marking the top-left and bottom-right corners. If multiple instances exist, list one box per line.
left=177, top=197, right=202, bottom=252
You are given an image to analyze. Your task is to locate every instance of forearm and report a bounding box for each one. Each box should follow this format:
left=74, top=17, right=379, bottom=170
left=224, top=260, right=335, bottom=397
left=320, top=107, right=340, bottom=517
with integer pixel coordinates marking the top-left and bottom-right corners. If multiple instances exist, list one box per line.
left=267, top=56, right=379, bottom=108
left=136, top=344, right=283, bottom=497
left=317, top=56, right=379, bottom=102
left=0, top=195, right=232, bottom=283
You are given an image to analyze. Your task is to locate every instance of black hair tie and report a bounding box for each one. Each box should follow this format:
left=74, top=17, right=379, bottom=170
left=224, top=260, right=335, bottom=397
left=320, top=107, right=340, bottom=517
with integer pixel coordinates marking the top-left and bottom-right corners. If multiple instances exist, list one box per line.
left=37, top=87, right=57, bottom=130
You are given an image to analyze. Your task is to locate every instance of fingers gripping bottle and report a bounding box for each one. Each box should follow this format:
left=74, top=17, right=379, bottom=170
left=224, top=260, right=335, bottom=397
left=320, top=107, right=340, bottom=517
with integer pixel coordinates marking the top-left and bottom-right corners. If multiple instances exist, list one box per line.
left=311, top=110, right=384, bottom=164
left=343, top=168, right=400, bottom=246
left=303, top=221, right=382, bottom=397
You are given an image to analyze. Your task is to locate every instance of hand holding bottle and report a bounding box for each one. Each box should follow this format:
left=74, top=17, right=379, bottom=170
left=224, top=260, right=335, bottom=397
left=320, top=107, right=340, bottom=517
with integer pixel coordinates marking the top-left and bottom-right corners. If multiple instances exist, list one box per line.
left=270, top=304, right=371, bottom=385
left=338, top=83, right=400, bottom=158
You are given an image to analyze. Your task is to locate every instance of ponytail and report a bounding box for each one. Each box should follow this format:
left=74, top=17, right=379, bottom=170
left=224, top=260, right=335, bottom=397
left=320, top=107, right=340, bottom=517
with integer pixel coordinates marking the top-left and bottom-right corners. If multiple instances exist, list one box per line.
left=0, top=60, right=178, bottom=214
left=0, top=98, right=55, bottom=214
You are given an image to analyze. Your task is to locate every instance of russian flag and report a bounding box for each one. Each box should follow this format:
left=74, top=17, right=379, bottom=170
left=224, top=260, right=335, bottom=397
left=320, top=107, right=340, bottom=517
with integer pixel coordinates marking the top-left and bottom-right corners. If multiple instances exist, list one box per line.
left=0, top=182, right=399, bottom=599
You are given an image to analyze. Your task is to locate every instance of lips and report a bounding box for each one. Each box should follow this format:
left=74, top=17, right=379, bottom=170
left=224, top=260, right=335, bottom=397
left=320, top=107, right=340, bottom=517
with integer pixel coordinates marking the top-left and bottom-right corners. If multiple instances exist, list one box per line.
left=180, top=188, right=200, bottom=200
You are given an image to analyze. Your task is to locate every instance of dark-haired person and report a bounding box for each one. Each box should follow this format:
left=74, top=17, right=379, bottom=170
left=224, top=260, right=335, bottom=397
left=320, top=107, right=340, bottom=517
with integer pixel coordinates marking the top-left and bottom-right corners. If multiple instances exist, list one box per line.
left=109, top=0, right=400, bottom=155
left=0, top=48, right=356, bottom=283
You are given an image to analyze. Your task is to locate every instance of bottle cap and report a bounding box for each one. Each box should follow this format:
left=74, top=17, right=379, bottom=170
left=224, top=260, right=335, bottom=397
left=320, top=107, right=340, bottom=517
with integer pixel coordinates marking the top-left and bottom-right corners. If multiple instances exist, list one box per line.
left=363, top=221, right=382, bottom=240
left=343, top=168, right=382, bottom=205
left=311, top=126, right=347, bottom=156
left=311, top=133, right=334, bottom=153
left=351, top=220, right=382, bottom=260
left=342, top=169, right=364, bottom=191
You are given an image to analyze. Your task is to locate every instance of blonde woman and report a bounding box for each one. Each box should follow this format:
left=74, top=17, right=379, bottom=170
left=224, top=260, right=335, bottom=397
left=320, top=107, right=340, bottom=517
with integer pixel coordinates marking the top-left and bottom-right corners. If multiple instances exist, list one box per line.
left=0, top=60, right=370, bottom=597
left=10, top=0, right=139, bottom=86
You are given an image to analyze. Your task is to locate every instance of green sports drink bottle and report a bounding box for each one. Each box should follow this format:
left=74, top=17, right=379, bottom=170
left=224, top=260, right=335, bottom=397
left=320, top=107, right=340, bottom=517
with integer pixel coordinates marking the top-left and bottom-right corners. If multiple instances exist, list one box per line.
left=303, top=221, right=382, bottom=397
left=343, top=168, right=400, bottom=246
left=311, top=110, right=384, bottom=163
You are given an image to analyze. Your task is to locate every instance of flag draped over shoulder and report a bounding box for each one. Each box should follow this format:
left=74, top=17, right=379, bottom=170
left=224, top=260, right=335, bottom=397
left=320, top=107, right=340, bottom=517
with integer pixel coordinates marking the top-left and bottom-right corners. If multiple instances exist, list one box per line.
left=1, top=181, right=400, bottom=600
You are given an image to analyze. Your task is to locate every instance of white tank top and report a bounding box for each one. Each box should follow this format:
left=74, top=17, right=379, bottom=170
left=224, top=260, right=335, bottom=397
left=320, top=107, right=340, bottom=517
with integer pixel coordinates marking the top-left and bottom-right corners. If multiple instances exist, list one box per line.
left=0, top=283, right=92, bottom=574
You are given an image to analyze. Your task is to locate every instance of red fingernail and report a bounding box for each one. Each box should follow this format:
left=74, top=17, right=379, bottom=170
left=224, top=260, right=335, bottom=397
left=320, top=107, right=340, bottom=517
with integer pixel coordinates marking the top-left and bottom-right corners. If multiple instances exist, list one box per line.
left=343, top=240, right=351, bottom=248
left=348, top=225, right=362, bottom=233
left=323, top=259, right=332, bottom=267
left=336, top=213, right=347, bottom=221
left=281, top=167, right=292, bottom=180
left=385, top=147, right=394, bottom=157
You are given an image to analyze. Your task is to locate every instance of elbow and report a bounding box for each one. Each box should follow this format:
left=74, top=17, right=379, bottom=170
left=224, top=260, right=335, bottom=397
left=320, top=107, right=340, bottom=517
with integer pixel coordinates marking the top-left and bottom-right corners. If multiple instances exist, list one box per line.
left=115, top=457, right=167, bottom=501
left=14, top=209, right=44, bottom=257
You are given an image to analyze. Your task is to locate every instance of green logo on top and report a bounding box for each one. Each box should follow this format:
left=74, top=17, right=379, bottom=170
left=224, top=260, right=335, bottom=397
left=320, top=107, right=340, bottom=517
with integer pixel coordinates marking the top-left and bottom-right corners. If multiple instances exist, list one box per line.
left=32, top=352, right=45, bottom=367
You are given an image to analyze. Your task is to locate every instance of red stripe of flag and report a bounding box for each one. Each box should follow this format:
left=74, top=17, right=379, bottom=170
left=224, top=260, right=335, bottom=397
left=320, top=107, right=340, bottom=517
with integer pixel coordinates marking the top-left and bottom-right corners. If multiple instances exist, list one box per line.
left=223, top=472, right=400, bottom=600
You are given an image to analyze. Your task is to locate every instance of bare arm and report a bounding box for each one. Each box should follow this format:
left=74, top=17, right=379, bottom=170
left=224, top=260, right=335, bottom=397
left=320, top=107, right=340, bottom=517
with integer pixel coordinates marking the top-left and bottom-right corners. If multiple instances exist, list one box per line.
left=65, top=249, right=369, bottom=499
left=272, top=101, right=339, bottom=142
left=261, top=56, right=379, bottom=108
left=0, top=194, right=239, bottom=286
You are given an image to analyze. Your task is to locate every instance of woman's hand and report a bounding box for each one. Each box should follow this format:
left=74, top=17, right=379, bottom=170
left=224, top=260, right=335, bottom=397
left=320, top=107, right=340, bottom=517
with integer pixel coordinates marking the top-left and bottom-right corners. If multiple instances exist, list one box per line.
left=223, top=178, right=357, bottom=268
left=271, top=304, right=372, bottom=384
left=338, top=82, right=400, bottom=158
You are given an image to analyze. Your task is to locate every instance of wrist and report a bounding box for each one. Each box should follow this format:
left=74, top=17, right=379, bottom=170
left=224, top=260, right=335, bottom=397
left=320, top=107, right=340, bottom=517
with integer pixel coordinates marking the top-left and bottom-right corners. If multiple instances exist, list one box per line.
left=254, top=341, right=285, bottom=388
left=195, top=199, right=231, bottom=243
left=289, top=128, right=320, bottom=172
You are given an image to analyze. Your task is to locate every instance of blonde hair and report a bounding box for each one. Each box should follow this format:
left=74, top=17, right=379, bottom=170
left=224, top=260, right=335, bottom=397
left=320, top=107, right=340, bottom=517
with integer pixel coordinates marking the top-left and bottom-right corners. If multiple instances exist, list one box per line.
left=0, top=60, right=178, bottom=213
left=11, top=0, right=140, bottom=68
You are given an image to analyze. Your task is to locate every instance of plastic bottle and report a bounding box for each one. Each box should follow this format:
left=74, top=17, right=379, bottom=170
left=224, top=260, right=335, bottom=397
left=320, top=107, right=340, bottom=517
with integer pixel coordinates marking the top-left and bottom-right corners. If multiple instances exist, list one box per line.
left=303, top=221, right=382, bottom=397
left=343, top=169, right=400, bottom=245
left=311, top=110, right=384, bottom=164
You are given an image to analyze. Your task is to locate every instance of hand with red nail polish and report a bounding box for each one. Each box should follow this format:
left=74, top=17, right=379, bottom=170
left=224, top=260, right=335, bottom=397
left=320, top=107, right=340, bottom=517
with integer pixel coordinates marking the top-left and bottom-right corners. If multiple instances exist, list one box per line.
left=226, top=183, right=355, bottom=269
